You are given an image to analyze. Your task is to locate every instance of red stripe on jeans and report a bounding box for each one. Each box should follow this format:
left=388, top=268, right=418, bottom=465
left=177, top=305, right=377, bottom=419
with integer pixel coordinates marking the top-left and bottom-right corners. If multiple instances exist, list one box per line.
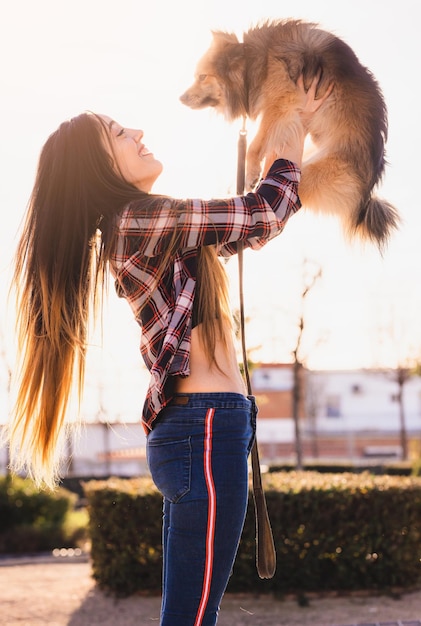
left=194, top=407, right=216, bottom=626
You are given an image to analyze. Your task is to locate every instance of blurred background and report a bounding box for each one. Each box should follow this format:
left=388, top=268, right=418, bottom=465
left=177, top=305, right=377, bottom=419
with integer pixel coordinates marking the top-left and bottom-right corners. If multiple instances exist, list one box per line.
left=0, top=0, right=420, bottom=474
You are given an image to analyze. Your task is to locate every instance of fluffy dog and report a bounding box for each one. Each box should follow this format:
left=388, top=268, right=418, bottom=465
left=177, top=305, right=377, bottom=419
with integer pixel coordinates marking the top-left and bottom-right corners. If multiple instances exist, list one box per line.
left=180, top=19, right=399, bottom=248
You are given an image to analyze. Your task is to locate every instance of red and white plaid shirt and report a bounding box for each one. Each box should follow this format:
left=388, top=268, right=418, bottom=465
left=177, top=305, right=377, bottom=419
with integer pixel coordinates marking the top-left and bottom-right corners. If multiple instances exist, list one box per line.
left=110, top=159, right=301, bottom=432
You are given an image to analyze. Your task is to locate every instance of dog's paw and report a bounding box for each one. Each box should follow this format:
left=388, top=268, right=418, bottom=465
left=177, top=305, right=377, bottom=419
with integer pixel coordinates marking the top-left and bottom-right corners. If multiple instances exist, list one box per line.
left=245, top=176, right=259, bottom=191
left=245, top=166, right=262, bottom=191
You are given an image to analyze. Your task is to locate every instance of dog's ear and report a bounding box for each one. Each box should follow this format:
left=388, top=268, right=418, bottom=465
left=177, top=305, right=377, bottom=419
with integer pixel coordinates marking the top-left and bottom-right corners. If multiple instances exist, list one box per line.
left=209, top=31, right=246, bottom=118
left=211, top=30, right=240, bottom=46
left=210, top=30, right=244, bottom=80
left=216, top=44, right=245, bottom=81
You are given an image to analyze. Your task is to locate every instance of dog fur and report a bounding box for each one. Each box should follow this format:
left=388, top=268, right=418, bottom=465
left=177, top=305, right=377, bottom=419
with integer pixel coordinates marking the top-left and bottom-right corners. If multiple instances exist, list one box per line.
left=180, top=19, right=399, bottom=248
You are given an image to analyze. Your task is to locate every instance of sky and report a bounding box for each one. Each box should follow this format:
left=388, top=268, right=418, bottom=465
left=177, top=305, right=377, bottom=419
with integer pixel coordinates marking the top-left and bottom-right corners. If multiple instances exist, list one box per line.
left=0, top=0, right=420, bottom=422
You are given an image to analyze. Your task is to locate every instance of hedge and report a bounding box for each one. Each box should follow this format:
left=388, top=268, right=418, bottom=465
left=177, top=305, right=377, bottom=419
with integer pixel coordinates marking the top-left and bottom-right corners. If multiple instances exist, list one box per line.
left=83, top=471, right=421, bottom=597
left=268, top=462, right=413, bottom=476
left=0, top=475, right=77, bottom=553
left=84, top=477, right=162, bottom=596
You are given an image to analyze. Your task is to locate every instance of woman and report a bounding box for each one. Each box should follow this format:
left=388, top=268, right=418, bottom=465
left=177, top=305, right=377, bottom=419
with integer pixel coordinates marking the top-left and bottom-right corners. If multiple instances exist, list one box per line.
left=7, top=75, right=330, bottom=625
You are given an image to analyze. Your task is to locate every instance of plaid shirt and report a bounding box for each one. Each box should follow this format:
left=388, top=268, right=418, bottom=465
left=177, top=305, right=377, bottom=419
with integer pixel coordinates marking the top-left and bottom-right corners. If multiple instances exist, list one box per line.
left=110, top=159, right=301, bottom=432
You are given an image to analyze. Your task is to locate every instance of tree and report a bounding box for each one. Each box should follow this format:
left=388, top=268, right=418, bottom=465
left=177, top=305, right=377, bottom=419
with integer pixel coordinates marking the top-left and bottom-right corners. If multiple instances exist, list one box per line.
left=305, top=373, right=326, bottom=459
left=394, top=367, right=410, bottom=461
left=377, top=311, right=421, bottom=462
left=291, top=260, right=322, bottom=469
left=232, top=308, right=261, bottom=385
left=387, top=363, right=421, bottom=461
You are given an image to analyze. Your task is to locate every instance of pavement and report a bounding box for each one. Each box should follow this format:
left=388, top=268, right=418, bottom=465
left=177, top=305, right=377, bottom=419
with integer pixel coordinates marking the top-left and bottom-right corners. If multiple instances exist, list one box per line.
left=1, top=554, right=421, bottom=625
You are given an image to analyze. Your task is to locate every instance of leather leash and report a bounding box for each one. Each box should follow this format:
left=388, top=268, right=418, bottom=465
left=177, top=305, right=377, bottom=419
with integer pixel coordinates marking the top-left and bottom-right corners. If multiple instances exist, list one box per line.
left=236, top=119, right=276, bottom=579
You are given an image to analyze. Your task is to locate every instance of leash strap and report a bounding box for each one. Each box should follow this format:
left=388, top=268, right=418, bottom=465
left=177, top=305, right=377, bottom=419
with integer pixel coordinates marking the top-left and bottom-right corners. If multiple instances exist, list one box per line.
left=236, top=121, right=276, bottom=579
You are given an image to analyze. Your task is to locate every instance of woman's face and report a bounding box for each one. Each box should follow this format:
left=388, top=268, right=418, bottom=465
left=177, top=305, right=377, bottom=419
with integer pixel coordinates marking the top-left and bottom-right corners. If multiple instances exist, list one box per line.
left=99, top=114, right=163, bottom=192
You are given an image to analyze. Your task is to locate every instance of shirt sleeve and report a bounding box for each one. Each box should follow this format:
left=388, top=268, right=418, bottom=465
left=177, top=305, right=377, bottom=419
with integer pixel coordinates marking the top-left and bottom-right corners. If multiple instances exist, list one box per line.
left=114, top=159, right=301, bottom=259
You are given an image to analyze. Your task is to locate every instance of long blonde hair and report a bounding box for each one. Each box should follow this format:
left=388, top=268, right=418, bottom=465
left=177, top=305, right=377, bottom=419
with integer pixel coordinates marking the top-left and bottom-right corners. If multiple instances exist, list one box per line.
left=7, top=113, right=232, bottom=488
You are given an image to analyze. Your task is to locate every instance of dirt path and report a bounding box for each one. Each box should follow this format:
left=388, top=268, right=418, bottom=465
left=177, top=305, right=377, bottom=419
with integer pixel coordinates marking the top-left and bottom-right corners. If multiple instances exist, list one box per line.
left=1, top=557, right=421, bottom=625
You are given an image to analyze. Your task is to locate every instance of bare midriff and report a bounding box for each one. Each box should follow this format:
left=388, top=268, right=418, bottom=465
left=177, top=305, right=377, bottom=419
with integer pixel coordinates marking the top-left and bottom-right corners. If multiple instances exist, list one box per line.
left=174, top=325, right=247, bottom=396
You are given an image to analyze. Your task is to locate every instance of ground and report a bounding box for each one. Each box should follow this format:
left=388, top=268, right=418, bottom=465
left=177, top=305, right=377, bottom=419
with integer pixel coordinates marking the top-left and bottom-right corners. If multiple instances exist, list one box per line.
left=1, top=556, right=421, bottom=626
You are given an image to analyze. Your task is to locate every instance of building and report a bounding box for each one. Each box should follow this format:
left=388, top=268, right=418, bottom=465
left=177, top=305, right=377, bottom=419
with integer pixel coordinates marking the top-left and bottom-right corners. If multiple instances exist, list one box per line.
left=253, top=365, right=421, bottom=464
left=2, top=365, right=421, bottom=478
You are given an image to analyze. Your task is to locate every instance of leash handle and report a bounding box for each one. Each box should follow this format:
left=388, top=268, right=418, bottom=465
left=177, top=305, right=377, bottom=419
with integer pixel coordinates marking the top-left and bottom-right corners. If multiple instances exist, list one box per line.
left=236, top=122, right=276, bottom=579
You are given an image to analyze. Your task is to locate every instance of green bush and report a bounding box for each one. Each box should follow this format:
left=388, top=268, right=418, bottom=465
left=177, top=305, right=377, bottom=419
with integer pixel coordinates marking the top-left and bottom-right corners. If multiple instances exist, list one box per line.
left=84, top=472, right=421, bottom=597
left=84, top=477, right=162, bottom=596
left=268, top=462, right=412, bottom=476
left=230, top=471, right=421, bottom=595
left=0, top=475, right=81, bottom=553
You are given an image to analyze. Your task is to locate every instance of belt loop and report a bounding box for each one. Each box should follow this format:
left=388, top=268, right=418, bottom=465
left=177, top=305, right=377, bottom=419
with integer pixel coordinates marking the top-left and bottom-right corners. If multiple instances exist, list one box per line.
left=247, top=395, right=258, bottom=419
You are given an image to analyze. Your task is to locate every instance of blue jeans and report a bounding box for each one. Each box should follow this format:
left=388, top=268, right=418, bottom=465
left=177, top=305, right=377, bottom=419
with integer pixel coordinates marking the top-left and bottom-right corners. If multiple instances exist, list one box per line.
left=146, top=392, right=257, bottom=626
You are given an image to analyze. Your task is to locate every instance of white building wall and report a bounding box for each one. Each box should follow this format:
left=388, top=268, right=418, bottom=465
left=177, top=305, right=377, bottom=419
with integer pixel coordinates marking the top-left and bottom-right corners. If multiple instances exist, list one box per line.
left=0, top=422, right=148, bottom=479
left=68, top=422, right=148, bottom=476
left=2, top=369, right=421, bottom=477
left=256, top=418, right=295, bottom=442
left=307, top=370, right=421, bottom=433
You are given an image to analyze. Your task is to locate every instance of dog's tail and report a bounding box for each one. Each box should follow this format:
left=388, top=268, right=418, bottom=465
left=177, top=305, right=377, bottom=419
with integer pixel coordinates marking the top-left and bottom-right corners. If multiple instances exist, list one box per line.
left=355, top=196, right=400, bottom=252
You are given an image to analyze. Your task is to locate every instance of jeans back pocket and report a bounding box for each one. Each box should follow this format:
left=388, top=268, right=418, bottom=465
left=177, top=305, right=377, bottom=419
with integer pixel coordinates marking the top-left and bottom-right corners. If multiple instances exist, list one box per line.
left=147, top=437, right=192, bottom=503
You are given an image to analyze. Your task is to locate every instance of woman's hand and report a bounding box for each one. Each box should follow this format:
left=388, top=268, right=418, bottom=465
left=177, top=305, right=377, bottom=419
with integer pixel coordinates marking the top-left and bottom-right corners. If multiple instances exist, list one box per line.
left=297, top=72, right=334, bottom=128
left=262, top=72, right=334, bottom=173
